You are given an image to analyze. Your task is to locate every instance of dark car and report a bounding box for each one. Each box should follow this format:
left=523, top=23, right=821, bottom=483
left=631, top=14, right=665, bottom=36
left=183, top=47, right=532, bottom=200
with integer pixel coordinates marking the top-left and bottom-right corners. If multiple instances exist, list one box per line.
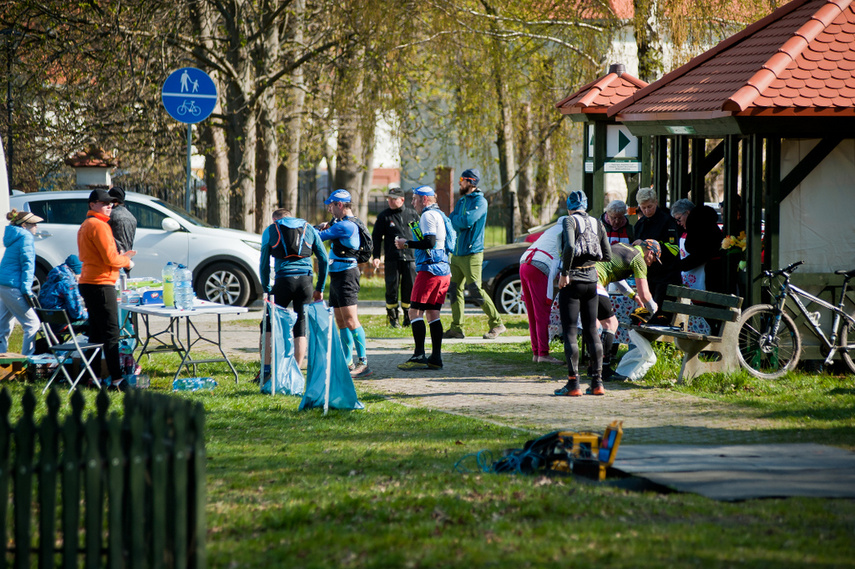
left=464, top=242, right=529, bottom=315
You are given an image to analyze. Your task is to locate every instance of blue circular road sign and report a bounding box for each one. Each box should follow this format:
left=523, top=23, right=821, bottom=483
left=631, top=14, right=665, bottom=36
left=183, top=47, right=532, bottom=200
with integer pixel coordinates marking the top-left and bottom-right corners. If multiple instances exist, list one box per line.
left=161, top=67, right=217, bottom=124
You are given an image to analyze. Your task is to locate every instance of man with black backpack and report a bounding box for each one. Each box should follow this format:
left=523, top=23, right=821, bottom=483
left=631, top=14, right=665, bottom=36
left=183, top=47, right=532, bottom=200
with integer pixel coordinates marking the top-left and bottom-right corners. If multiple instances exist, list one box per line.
left=259, top=208, right=328, bottom=372
left=317, top=189, right=373, bottom=378
left=553, top=190, right=612, bottom=398
left=394, top=185, right=455, bottom=371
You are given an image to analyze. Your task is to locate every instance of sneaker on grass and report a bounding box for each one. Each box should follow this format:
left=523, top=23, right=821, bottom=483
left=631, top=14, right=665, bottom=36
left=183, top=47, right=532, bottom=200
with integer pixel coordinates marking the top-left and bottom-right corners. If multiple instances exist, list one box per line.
left=398, top=355, right=430, bottom=370
left=350, top=362, right=373, bottom=378
left=482, top=324, right=506, bottom=339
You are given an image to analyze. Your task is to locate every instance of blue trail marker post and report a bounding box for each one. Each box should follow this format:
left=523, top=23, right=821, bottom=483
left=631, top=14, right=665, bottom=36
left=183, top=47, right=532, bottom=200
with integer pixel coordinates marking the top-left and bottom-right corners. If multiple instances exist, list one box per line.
left=161, top=68, right=217, bottom=212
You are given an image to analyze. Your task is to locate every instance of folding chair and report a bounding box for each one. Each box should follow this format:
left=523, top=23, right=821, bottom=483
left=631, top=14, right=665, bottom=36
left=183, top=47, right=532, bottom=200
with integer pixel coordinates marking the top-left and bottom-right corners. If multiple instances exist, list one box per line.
left=34, top=308, right=103, bottom=393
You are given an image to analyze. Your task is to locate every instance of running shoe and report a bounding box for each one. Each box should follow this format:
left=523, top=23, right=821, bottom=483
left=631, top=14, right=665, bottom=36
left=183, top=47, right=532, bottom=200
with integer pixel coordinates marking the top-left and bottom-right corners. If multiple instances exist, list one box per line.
left=398, top=355, right=430, bottom=370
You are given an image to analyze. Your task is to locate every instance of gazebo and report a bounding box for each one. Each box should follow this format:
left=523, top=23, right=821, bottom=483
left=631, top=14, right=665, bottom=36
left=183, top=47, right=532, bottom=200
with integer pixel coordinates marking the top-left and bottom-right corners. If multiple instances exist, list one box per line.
left=605, top=0, right=855, bottom=358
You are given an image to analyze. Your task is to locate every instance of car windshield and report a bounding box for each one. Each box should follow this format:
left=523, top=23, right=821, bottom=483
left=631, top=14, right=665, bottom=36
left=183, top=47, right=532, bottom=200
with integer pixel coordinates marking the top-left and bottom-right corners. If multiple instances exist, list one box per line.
left=151, top=199, right=212, bottom=227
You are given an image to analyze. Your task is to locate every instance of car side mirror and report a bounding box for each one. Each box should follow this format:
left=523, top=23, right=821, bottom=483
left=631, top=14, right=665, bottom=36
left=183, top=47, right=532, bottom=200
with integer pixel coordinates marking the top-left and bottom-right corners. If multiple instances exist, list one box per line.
left=162, top=218, right=181, bottom=232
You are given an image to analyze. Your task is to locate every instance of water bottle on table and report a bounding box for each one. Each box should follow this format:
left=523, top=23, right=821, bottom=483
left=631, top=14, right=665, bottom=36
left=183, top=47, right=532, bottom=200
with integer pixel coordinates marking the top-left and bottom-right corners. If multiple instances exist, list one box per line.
left=175, top=264, right=194, bottom=310
left=162, top=261, right=175, bottom=307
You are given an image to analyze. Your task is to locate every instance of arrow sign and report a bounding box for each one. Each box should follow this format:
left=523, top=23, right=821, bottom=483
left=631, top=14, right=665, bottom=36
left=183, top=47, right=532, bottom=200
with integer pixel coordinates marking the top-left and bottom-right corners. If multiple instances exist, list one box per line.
left=606, top=125, right=638, bottom=158
left=162, top=67, right=217, bottom=124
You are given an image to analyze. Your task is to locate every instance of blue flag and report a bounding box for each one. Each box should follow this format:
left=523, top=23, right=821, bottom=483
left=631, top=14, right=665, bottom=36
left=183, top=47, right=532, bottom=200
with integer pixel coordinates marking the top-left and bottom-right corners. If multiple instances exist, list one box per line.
left=261, top=303, right=305, bottom=396
left=300, top=302, right=364, bottom=411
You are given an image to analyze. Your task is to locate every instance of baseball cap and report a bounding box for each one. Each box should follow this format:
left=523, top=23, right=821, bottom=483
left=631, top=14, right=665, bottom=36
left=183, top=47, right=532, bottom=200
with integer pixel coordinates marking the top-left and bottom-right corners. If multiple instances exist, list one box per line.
left=640, top=239, right=662, bottom=263
left=88, top=188, right=117, bottom=204
left=109, top=186, right=126, bottom=203
left=412, top=185, right=435, bottom=196
left=385, top=187, right=405, bottom=199
left=324, top=189, right=352, bottom=205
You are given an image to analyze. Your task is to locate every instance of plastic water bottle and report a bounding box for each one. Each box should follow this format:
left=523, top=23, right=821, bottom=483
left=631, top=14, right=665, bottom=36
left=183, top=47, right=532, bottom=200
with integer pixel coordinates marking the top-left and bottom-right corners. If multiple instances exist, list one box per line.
left=173, top=377, right=217, bottom=391
left=162, top=262, right=175, bottom=307
left=175, top=264, right=194, bottom=310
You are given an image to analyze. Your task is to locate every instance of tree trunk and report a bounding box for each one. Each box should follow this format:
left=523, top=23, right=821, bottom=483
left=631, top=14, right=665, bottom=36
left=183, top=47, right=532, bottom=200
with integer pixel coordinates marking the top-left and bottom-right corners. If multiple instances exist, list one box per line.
left=282, top=0, right=306, bottom=214
left=635, top=0, right=664, bottom=83
left=516, top=103, right=536, bottom=230
left=334, top=112, right=364, bottom=209
left=358, top=124, right=375, bottom=221
left=536, top=134, right=559, bottom=225
left=255, top=15, right=280, bottom=233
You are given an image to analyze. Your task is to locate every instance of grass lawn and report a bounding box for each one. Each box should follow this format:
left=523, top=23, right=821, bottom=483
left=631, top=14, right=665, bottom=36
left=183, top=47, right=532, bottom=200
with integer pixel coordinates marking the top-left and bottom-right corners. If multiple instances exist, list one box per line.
left=3, top=320, right=854, bottom=568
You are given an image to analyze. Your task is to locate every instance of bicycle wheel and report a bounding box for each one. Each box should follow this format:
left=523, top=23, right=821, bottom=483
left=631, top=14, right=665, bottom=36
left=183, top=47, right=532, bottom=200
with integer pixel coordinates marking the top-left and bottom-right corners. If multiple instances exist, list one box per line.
left=840, top=310, right=855, bottom=374
left=736, top=304, right=801, bottom=379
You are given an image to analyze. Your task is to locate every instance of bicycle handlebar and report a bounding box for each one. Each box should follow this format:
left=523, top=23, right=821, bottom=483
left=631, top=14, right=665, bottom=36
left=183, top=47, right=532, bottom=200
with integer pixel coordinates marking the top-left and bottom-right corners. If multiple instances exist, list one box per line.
left=755, top=260, right=804, bottom=282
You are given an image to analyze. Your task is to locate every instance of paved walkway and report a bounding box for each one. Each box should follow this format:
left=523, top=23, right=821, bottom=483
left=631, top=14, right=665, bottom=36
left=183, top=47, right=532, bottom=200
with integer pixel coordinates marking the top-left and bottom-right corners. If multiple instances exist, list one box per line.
left=184, top=309, right=783, bottom=446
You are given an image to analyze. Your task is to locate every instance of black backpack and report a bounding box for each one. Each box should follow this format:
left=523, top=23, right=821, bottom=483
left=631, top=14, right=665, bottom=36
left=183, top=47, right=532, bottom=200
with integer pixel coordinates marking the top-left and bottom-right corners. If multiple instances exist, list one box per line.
left=571, top=212, right=603, bottom=263
left=332, top=217, right=373, bottom=264
left=269, top=221, right=312, bottom=260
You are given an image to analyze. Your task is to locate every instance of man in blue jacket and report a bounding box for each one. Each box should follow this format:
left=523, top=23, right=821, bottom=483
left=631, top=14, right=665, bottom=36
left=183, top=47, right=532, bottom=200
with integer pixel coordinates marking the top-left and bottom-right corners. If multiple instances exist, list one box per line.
left=318, top=189, right=372, bottom=378
left=260, top=208, right=328, bottom=370
left=445, top=168, right=505, bottom=339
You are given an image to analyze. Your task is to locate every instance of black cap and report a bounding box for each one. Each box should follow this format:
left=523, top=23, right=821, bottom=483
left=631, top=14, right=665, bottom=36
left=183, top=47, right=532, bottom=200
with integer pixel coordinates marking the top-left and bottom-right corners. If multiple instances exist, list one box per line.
left=385, top=187, right=405, bottom=199
left=109, top=186, right=126, bottom=203
left=88, top=188, right=116, bottom=203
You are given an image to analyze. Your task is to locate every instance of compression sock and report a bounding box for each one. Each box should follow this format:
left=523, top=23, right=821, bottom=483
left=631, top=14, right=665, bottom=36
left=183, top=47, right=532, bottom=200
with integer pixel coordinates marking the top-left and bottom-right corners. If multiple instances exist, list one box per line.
left=428, top=318, right=443, bottom=361
left=339, top=327, right=355, bottom=364
left=601, top=330, right=615, bottom=367
left=352, top=326, right=367, bottom=363
left=411, top=317, right=426, bottom=357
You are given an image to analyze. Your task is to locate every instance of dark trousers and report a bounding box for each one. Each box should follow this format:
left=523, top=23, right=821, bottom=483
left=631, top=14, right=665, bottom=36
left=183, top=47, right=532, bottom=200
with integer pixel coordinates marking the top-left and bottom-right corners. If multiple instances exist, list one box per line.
left=385, top=259, right=416, bottom=308
left=79, top=283, right=121, bottom=381
left=559, top=281, right=602, bottom=379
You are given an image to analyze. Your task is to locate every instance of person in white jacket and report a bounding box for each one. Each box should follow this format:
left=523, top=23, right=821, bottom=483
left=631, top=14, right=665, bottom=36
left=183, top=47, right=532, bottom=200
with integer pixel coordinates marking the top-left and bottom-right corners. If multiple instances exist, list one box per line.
left=519, top=216, right=567, bottom=364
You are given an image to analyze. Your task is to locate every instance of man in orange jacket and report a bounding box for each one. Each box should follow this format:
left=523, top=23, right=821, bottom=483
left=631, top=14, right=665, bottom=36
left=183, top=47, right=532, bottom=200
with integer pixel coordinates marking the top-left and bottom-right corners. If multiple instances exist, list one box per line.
left=78, top=188, right=136, bottom=390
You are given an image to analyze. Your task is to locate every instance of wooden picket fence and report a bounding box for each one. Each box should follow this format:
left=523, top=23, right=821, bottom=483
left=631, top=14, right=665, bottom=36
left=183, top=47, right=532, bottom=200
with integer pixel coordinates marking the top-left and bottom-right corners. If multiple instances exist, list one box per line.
left=0, top=387, right=206, bottom=569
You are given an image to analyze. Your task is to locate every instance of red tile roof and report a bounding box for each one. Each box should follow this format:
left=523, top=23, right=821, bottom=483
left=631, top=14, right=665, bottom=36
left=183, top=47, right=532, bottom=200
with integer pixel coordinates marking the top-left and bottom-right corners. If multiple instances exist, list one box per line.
left=556, top=65, right=648, bottom=118
left=64, top=145, right=119, bottom=168
left=609, top=0, right=855, bottom=121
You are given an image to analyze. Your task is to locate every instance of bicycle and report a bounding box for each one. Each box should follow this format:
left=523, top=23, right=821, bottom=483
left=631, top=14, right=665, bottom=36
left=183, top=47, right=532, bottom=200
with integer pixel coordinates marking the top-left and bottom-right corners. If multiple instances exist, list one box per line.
left=736, top=260, right=855, bottom=379
left=177, top=100, right=201, bottom=117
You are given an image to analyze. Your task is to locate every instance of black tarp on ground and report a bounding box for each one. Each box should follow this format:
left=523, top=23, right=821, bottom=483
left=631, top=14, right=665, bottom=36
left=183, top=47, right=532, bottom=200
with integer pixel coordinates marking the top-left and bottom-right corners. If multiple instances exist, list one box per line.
left=611, top=443, right=855, bottom=501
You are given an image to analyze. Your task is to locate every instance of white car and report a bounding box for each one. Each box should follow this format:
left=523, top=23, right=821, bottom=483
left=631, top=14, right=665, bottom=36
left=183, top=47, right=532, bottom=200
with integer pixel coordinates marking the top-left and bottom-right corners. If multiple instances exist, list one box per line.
left=10, top=190, right=266, bottom=306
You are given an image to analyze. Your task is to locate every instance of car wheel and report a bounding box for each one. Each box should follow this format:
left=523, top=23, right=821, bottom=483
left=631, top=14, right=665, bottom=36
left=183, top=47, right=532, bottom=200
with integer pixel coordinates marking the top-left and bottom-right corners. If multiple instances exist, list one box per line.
left=32, top=265, right=49, bottom=297
left=196, top=262, right=251, bottom=306
left=494, top=274, right=526, bottom=315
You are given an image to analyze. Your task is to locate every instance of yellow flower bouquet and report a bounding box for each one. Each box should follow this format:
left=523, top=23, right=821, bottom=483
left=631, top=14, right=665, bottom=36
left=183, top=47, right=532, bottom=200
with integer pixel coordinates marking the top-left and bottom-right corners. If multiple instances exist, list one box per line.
left=722, top=231, right=747, bottom=270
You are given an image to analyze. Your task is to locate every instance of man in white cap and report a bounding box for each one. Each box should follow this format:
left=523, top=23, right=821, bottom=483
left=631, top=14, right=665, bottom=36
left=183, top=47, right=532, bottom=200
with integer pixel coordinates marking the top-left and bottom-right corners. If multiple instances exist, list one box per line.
left=395, top=185, right=452, bottom=370
left=371, top=184, right=419, bottom=328
left=317, top=189, right=372, bottom=378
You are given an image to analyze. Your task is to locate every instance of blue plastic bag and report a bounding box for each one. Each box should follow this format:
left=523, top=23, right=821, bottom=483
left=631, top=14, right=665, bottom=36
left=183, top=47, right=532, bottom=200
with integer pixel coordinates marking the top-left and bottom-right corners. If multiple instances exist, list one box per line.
left=261, top=303, right=305, bottom=396
left=300, top=302, right=363, bottom=412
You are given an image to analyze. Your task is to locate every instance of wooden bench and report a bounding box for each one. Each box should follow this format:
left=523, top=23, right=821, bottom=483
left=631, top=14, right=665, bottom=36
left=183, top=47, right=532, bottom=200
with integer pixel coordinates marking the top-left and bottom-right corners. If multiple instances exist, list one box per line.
left=630, top=285, right=743, bottom=383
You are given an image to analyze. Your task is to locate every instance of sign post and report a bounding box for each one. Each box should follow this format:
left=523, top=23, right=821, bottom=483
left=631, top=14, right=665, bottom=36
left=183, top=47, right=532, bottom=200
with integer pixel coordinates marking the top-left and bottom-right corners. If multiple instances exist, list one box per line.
left=161, top=67, right=217, bottom=213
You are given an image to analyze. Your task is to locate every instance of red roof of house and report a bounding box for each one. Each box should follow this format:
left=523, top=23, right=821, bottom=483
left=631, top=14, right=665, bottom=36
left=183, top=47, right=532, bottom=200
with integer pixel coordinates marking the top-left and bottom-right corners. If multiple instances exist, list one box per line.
left=555, top=64, right=648, bottom=118
left=64, top=145, right=119, bottom=168
left=610, top=0, right=855, bottom=121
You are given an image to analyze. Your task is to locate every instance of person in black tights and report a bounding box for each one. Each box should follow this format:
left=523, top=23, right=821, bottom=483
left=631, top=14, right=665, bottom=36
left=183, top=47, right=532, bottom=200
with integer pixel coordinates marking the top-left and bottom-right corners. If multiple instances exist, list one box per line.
left=553, top=191, right=611, bottom=397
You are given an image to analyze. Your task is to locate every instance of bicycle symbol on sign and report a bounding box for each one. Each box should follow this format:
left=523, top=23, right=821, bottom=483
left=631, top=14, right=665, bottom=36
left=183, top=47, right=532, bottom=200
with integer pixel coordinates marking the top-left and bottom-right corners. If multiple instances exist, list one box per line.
left=177, top=100, right=201, bottom=117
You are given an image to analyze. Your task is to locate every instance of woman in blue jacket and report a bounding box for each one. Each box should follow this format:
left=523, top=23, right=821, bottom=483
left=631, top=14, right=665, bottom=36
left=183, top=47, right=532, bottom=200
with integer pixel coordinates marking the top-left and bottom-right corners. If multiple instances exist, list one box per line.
left=0, top=210, right=43, bottom=355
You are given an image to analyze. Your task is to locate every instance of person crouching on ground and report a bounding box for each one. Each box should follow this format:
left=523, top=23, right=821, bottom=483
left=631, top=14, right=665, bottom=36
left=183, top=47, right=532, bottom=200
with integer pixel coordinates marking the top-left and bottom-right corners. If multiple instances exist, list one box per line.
left=396, top=186, right=451, bottom=370
left=554, top=191, right=611, bottom=397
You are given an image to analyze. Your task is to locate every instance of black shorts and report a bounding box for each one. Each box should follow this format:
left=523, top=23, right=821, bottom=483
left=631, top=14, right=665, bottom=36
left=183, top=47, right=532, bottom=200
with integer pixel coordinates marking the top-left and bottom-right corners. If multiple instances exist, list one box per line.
left=270, top=274, right=313, bottom=337
left=330, top=268, right=360, bottom=308
left=597, top=294, right=614, bottom=320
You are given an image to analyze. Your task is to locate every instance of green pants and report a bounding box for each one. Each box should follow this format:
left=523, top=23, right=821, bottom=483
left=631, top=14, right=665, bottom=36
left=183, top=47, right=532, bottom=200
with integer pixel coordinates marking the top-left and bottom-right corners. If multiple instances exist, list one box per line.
left=448, top=252, right=502, bottom=332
